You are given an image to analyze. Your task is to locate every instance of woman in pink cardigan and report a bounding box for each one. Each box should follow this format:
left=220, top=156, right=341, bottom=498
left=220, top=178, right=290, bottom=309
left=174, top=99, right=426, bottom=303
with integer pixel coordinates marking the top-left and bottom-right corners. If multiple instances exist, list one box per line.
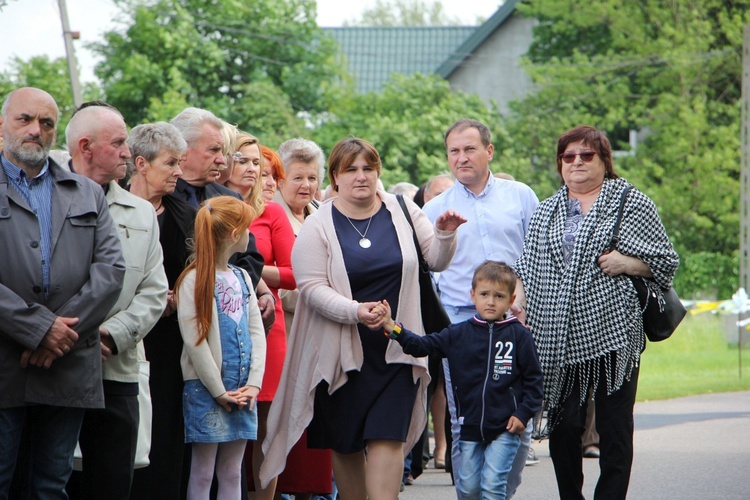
left=261, top=138, right=465, bottom=499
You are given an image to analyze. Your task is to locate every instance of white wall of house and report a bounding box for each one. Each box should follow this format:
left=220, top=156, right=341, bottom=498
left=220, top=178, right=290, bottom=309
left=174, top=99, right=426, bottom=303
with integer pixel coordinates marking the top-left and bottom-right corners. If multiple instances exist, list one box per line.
left=448, top=15, right=537, bottom=116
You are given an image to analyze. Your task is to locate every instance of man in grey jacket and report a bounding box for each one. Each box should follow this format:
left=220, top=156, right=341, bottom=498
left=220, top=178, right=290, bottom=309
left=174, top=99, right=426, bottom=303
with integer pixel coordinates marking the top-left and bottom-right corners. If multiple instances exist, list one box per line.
left=65, top=102, right=168, bottom=500
left=0, top=88, right=125, bottom=498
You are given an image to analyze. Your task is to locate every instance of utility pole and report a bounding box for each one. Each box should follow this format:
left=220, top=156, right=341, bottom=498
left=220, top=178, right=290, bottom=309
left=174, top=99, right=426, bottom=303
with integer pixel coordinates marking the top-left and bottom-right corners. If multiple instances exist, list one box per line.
left=741, top=25, right=750, bottom=371
left=742, top=25, right=750, bottom=294
left=58, top=0, right=83, bottom=107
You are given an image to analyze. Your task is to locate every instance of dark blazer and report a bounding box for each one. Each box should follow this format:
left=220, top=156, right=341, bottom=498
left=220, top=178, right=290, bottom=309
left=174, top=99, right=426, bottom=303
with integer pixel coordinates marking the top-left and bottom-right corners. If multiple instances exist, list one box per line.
left=0, top=158, right=125, bottom=408
left=173, top=178, right=264, bottom=286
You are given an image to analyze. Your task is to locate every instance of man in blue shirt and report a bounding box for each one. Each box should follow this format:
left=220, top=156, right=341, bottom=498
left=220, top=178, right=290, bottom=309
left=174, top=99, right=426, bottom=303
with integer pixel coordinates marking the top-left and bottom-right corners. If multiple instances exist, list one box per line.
left=422, top=118, right=538, bottom=497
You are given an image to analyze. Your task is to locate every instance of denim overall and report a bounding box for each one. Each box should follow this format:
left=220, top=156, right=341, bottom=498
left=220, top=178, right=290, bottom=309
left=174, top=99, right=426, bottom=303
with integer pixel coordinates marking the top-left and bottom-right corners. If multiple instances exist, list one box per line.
left=183, top=266, right=258, bottom=443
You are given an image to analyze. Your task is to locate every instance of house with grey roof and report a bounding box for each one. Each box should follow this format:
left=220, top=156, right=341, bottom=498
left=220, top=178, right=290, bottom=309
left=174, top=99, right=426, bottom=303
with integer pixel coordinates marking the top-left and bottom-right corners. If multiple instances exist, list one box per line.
left=324, top=0, right=536, bottom=115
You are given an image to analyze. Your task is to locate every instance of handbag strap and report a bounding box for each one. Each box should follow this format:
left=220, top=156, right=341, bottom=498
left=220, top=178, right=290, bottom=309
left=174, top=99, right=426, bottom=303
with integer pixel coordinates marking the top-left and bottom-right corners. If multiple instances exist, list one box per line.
left=608, top=184, right=633, bottom=250
left=396, top=194, right=429, bottom=272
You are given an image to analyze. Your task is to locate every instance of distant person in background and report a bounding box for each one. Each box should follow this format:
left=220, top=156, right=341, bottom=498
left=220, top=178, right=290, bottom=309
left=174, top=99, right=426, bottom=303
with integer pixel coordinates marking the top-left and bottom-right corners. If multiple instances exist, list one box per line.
left=513, top=125, right=679, bottom=499
left=388, top=181, right=419, bottom=200
left=413, top=184, right=426, bottom=207
left=424, top=174, right=454, bottom=204
left=259, top=145, right=284, bottom=202
left=422, top=172, right=456, bottom=473
left=402, top=174, right=456, bottom=485
left=216, top=120, right=238, bottom=186
left=494, top=172, right=515, bottom=181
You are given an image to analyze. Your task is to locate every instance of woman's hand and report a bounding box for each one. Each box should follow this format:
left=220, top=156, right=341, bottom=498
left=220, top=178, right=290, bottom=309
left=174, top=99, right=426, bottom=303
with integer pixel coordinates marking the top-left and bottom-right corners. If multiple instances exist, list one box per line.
left=358, top=301, right=388, bottom=330
left=597, top=250, right=653, bottom=278
left=435, top=210, right=467, bottom=232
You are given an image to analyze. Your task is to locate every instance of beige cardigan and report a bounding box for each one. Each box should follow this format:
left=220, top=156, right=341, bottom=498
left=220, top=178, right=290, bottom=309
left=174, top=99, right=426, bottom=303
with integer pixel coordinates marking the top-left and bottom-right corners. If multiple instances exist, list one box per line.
left=178, top=267, right=267, bottom=397
left=260, top=191, right=457, bottom=486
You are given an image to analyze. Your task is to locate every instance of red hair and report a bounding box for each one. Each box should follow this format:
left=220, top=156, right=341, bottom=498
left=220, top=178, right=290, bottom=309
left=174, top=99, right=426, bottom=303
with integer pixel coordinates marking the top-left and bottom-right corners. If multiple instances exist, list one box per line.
left=175, top=196, right=255, bottom=344
left=261, top=145, right=285, bottom=181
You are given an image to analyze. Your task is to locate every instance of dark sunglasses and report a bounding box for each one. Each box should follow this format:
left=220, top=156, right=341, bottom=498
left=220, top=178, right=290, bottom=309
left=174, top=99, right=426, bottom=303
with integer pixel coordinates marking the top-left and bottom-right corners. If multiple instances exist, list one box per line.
left=560, top=151, right=597, bottom=164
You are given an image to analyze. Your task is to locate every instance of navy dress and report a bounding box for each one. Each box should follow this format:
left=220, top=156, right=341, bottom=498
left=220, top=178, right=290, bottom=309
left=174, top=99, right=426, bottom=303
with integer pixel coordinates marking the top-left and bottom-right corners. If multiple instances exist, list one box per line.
left=308, top=204, right=419, bottom=454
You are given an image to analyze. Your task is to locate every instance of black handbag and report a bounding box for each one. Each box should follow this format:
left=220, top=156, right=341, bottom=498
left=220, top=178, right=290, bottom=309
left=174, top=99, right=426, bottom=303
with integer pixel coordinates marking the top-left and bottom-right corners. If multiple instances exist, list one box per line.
left=396, top=195, right=452, bottom=334
left=609, top=185, right=686, bottom=342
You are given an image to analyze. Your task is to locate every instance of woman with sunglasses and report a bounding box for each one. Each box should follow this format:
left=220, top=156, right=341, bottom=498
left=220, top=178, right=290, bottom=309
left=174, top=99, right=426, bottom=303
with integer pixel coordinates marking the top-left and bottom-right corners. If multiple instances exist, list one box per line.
left=513, top=125, right=679, bottom=499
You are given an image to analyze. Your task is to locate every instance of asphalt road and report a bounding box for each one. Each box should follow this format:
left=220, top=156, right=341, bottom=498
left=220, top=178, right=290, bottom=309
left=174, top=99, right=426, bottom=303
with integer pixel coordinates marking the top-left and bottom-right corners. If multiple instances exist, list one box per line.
left=399, top=391, right=750, bottom=499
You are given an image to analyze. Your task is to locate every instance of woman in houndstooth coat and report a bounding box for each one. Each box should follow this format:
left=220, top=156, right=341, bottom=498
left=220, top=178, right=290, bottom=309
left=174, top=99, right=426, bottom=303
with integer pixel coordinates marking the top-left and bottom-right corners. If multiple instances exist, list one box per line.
left=513, top=125, right=679, bottom=500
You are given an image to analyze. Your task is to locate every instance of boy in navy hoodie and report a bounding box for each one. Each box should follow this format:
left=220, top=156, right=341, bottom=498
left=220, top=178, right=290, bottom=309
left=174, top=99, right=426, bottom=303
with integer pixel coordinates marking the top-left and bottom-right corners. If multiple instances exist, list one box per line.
left=376, top=261, right=543, bottom=499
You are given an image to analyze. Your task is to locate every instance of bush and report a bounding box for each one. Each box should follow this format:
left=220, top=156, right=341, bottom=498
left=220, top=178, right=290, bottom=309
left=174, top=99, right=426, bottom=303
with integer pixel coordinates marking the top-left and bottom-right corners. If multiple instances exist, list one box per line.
left=673, top=250, right=738, bottom=300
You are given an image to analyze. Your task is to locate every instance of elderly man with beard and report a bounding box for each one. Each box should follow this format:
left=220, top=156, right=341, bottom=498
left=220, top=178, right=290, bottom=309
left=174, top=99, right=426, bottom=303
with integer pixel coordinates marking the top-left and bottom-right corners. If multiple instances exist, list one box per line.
left=0, top=87, right=125, bottom=499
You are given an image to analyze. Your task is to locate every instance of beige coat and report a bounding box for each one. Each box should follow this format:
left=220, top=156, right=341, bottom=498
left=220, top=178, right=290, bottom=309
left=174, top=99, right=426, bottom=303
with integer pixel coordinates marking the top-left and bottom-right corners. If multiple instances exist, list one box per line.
left=260, top=192, right=457, bottom=486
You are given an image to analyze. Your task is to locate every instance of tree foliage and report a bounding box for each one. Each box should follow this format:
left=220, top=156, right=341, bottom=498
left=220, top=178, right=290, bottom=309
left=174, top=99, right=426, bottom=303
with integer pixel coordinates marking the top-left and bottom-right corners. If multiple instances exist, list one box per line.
left=93, top=0, right=349, bottom=145
left=506, top=0, right=749, bottom=297
left=344, top=0, right=462, bottom=26
left=312, top=73, right=506, bottom=188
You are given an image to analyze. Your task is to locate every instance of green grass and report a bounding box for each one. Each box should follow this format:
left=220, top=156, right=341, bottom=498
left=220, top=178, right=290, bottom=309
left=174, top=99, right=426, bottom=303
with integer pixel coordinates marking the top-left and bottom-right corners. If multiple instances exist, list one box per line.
left=637, top=313, right=750, bottom=401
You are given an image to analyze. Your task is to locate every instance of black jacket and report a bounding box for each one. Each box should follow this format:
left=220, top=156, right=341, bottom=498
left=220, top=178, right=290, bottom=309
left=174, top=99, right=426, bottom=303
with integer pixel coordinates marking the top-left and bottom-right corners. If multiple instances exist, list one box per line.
left=173, top=179, right=264, bottom=287
left=396, top=315, right=543, bottom=442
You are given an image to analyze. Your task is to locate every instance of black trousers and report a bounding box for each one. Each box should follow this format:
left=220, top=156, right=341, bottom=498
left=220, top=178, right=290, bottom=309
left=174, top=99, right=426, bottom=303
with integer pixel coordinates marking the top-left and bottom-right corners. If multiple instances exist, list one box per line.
left=549, top=358, right=639, bottom=500
left=69, top=388, right=139, bottom=500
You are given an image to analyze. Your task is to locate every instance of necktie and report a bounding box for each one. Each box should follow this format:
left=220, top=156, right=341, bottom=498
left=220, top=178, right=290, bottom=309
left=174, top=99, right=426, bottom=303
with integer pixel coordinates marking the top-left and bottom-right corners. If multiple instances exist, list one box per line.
left=184, top=184, right=200, bottom=208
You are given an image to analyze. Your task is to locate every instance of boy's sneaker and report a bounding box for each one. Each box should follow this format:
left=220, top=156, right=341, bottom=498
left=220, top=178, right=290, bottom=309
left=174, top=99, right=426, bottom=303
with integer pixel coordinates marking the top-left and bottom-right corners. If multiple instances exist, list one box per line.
left=525, top=447, right=540, bottom=466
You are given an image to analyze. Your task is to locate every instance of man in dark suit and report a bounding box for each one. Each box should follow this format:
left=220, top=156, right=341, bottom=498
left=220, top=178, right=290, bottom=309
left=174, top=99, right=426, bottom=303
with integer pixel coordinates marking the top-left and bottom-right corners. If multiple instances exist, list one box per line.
left=169, top=107, right=274, bottom=328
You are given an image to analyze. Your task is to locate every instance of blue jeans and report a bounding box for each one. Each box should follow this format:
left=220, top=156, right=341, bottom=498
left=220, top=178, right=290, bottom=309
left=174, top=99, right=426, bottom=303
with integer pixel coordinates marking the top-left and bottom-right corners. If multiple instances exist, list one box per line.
left=456, top=432, right=521, bottom=500
left=444, top=306, right=531, bottom=498
left=506, top=419, right=532, bottom=498
left=0, top=405, right=85, bottom=499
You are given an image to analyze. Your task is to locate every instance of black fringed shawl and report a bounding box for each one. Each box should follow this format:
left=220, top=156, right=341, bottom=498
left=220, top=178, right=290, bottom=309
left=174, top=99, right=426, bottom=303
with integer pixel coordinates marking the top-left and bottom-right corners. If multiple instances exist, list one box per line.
left=514, top=178, right=679, bottom=431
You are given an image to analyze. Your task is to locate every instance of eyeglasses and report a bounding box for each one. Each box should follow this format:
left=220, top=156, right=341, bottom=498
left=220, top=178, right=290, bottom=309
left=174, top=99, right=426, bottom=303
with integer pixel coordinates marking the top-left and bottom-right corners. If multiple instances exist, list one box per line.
left=560, top=151, right=597, bottom=164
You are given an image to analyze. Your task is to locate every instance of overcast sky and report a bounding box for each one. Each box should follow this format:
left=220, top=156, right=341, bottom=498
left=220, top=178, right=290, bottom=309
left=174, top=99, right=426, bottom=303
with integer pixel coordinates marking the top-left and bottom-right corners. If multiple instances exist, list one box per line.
left=0, top=0, right=501, bottom=83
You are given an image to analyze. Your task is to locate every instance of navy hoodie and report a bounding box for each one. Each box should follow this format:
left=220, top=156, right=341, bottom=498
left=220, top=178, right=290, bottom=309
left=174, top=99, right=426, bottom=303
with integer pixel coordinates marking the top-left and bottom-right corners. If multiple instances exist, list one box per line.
left=395, top=315, right=543, bottom=442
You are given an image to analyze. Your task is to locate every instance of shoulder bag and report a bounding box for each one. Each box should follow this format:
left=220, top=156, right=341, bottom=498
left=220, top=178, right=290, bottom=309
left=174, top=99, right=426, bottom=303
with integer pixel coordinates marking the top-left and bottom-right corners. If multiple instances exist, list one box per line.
left=396, top=194, right=452, bottom=334
left=609, top=185, right=686, bottom=342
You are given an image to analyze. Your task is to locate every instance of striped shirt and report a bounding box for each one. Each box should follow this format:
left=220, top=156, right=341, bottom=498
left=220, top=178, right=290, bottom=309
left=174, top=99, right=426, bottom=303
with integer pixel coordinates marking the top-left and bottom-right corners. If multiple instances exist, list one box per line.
left=1, top=153, right=53, bottom=296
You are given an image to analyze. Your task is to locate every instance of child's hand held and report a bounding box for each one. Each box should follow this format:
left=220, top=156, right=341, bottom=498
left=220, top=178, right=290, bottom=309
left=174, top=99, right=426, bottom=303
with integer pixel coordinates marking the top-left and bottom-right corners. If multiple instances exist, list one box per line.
left=215, top=392, right=237, bottom=412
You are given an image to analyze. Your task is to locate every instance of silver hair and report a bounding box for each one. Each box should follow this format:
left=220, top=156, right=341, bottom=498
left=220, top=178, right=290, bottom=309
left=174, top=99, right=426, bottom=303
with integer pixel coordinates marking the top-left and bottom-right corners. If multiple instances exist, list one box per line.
left=126, top=122, right=186, bottom=180
left=277, top=138, right=326, bottom=182
left=387, top=181, right=419, bottom=198
left=127, top=122, right=187, bottom=163
left=425, top=173, right=454, bottom=196
left=170, top=107, right=224, bottom=147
